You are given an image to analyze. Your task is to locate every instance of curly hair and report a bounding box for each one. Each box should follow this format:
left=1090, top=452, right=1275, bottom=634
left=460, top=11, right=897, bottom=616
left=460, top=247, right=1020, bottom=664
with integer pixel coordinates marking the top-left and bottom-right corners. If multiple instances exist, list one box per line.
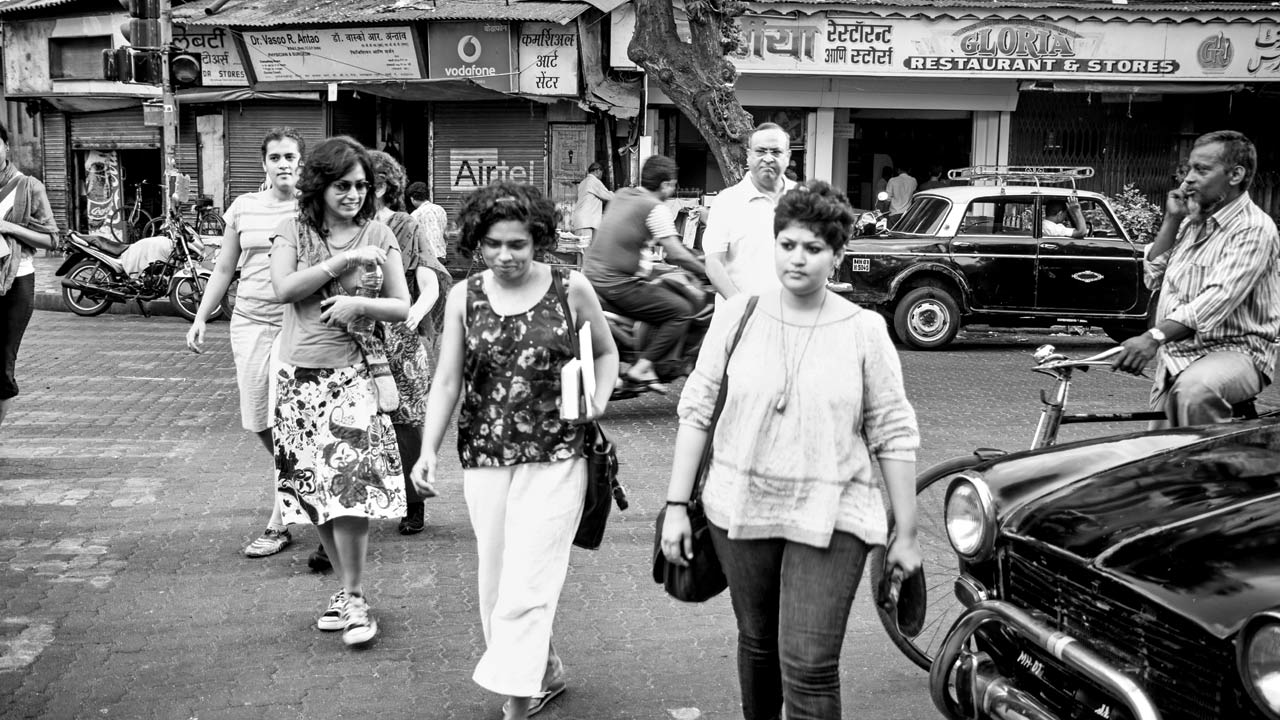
left=296, top=136, right=376, bottom=235
left=456, top=181, right=559, bottom=255
left=773, top=180, right=857, bottom=252
left=260, top=127, right=306, bottom=160
left=368, top=149, right=407, bottom=212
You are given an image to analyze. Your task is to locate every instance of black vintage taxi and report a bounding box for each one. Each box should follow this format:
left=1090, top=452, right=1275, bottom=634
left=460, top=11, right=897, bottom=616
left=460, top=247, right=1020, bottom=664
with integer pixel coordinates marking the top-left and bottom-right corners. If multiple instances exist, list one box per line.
left=926, top=416, right=1280, bottom=720
left=831, top=167, right=1155, bottom=349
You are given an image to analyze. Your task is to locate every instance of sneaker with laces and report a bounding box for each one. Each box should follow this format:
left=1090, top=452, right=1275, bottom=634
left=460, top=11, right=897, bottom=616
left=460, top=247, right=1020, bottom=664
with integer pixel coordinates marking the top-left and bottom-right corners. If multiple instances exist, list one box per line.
left=342, top=594, right=377, bottom=646
left=243, top=528, right=291, bottom=558
left=317, top=589, right=347, bottom=631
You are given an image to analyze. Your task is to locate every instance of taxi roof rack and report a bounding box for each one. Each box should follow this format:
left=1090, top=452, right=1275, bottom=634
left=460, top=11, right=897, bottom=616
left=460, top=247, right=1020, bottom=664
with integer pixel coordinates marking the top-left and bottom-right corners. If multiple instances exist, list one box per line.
left=948, top=166, right=1095, bottom=189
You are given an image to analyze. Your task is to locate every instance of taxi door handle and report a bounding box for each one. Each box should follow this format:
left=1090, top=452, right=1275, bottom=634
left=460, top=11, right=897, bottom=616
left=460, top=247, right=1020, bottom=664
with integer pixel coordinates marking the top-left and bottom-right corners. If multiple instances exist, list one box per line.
left=1039, top=242, right=1061, bottom=251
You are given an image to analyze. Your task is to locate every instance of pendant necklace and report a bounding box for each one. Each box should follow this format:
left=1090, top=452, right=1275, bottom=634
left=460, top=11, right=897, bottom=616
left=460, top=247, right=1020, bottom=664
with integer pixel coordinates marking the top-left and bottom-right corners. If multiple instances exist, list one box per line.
left=775, top=291, right=827, bottom=413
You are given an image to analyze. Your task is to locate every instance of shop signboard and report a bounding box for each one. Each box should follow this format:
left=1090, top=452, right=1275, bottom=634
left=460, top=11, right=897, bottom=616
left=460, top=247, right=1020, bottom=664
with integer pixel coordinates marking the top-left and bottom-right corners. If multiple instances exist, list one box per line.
left=427, top=22, right=515, bottom=92
left=449, top=148, right=535, bottom=191
left=517, top=22, right=579, bottom=96
left=611, top=7, right=1280, bottom=82
left=239, top=26, right=422, bottom=82
left=172, top=27, right=248, bottom=86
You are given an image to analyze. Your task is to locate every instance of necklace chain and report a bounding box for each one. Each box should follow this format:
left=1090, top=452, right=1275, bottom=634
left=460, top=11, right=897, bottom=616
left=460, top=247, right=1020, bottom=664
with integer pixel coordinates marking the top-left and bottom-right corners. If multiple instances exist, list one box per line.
left=776, top=291, right=827, bottom=413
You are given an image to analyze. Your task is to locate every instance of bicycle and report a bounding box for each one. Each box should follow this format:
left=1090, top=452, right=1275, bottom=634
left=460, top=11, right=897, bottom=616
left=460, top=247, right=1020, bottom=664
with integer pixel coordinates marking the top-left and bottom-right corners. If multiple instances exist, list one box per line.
left=142, top=196, right=225, bottom=241
left=873, top=343, right=1258, bottom=670
left=106, top=179, right=155, bottom=244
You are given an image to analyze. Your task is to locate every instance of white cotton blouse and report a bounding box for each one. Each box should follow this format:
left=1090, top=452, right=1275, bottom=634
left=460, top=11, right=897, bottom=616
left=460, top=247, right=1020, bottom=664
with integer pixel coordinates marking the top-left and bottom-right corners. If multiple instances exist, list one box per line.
left=677, top=292, right=920, bottom=548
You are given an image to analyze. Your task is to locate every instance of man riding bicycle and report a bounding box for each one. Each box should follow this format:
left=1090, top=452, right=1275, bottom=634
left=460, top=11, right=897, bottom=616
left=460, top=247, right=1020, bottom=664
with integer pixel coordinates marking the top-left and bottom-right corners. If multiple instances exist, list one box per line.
left=582, top=155, right=706, bottom=390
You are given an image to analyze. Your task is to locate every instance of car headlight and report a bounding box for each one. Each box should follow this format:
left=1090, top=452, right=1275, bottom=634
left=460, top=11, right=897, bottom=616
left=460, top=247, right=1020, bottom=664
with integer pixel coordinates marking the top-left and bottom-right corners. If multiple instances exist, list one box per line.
left=945, top=474, right=996, bottom=561
left=1240, top=616, right=1280, bottom=719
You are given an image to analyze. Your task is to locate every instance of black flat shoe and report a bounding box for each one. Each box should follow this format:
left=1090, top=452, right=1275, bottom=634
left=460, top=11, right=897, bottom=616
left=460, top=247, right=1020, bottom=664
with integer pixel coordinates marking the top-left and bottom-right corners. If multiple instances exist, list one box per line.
left=308, top=544, right=331, bottom=573
left=398, top=502, right=426, bottom=535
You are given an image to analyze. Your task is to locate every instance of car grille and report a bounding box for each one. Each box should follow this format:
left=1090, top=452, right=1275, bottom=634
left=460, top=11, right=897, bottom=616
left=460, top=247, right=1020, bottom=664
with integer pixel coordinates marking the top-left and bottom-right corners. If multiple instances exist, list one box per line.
left=1002, top=543, right=1257, bottom=720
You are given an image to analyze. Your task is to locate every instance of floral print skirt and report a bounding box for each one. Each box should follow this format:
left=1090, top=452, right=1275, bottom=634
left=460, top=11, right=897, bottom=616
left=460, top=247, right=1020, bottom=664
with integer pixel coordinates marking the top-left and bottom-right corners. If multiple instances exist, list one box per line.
left=273, top=362, right=407, bottom=525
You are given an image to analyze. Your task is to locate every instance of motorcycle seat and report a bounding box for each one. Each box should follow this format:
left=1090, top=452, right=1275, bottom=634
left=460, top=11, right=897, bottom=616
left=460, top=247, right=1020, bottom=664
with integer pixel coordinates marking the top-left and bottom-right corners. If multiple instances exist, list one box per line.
left=82, top=233, right=130, bottom=257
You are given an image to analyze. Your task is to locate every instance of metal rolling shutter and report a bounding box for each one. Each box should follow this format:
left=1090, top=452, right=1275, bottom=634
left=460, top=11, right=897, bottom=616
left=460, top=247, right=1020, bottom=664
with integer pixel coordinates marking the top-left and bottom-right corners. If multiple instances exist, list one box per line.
left=176, top=105, right=200, bottom=197
left=431, top=100, right=548, bottom=223
left=225, top=101, right=325, bottom=201
left=41, top=112, right=70, bottom=231
left=69, top=107, right=159, bottom=150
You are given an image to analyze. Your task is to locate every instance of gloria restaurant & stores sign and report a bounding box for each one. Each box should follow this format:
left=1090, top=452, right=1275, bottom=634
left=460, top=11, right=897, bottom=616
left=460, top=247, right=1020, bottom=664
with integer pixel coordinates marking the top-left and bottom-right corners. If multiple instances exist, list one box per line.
left=611, top=8, right=1280, bottom=82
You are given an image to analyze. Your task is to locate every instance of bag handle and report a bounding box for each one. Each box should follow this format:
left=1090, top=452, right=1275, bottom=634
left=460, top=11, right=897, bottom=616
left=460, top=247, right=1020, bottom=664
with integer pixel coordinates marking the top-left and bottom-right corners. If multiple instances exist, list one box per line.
left=691, top=295, right=759, bottom=504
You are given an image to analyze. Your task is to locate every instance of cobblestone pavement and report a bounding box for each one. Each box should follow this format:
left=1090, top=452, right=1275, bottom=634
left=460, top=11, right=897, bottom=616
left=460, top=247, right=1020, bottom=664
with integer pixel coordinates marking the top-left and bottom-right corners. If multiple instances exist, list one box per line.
left=2, top=311, right=1277, bottom=720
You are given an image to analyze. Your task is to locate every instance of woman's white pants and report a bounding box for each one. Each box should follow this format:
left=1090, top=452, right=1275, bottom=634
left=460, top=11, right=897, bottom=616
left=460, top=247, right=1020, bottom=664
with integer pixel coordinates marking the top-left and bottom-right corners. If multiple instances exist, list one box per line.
left=464, top=457, right=586, bottom=697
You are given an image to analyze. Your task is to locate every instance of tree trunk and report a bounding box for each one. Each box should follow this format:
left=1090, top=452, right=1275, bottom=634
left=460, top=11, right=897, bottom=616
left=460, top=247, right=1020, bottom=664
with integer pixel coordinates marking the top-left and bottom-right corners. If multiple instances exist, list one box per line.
left=628, top=0, right=754, bottom=186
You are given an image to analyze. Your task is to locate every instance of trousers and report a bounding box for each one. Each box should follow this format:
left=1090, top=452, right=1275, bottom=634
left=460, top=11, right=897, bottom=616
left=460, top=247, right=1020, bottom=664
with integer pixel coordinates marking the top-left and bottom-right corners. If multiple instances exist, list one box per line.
left=1151, top=351, right=1264, bottom=427
left=0, top=273, right=35, bottom=400
left=709, top=522, right=869, bottom=720
left=465, top=457, right=586, bottom=697
left=596, top=277, right=695, bottom=364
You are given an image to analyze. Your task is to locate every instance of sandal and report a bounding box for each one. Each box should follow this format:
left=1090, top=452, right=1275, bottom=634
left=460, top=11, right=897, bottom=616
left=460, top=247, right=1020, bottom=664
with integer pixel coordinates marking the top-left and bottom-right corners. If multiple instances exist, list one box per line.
left=621, top=371, right=668, bottom=395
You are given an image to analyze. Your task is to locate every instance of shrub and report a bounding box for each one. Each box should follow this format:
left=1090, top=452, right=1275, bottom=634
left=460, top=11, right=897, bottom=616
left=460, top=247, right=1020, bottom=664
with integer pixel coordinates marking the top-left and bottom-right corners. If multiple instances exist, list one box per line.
left=1109, top=183, right=1162, bottom=243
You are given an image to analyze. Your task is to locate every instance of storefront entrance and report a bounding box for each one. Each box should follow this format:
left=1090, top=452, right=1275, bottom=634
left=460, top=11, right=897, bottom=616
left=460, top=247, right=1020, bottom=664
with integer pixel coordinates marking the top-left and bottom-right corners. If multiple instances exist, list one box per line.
left=842, top=117, right=971, bottom=210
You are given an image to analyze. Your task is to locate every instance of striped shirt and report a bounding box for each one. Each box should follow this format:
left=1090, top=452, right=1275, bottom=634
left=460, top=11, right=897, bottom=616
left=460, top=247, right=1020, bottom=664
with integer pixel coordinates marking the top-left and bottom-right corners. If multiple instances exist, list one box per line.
left=225, top=191, right=296, bottom=323
left=1145, top=191, right=1280, bottom=382
left=410, top=201, right=448, bottom=259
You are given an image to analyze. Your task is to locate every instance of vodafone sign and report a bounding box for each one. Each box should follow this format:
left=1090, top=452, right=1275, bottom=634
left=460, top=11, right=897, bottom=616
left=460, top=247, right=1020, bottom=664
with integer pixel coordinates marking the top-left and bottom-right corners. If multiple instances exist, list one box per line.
left=427, top=22, right=514, bottom=91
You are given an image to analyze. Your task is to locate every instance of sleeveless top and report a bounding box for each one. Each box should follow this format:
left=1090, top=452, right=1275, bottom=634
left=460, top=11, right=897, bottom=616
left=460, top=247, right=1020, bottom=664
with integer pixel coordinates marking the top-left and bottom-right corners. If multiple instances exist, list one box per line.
left=458, top=268, right=583, bottom=468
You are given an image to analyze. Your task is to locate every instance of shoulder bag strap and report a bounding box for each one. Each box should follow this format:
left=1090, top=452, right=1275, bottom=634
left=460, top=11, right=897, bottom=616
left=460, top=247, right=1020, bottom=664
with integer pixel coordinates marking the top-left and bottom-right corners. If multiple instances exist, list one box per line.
left=550, top=266, right=579, bottom=361
left=691, top=295, right=759, bottom=503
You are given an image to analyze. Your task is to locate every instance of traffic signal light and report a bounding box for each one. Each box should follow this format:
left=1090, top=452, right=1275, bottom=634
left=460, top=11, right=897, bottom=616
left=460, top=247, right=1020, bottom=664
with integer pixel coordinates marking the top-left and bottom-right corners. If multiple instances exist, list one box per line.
left=120, top=0, right=162, bottom=49
left=102, top=46, right=162, bottom=84
left=169, top=52, right=202, bottom=90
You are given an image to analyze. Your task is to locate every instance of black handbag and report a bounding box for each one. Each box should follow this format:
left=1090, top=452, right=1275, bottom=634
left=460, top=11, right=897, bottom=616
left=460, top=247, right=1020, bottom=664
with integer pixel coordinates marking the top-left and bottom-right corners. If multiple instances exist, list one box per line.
left=651, top=296, right=758, bottom=602
left=875, top=549, right=927, bottom=638
left=549, top=269, right=628, bottom=550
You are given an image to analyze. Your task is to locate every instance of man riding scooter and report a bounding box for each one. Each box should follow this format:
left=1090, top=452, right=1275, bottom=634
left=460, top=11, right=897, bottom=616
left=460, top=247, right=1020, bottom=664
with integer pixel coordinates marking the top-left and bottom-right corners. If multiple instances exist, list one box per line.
left=582, top=155, right=707, bottom=393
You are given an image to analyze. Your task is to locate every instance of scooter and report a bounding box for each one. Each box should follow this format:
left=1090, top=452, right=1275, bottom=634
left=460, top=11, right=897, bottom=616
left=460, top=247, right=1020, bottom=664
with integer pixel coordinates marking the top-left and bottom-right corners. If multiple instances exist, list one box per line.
left=597, top=265, right=715, bottom=401
left=56, top=210, right=221, bottom=321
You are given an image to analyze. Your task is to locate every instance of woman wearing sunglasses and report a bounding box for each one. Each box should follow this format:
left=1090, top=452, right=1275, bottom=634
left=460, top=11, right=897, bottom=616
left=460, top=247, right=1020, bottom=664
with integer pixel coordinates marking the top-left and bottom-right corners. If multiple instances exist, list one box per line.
left=269, top=136, right=410, bottom=647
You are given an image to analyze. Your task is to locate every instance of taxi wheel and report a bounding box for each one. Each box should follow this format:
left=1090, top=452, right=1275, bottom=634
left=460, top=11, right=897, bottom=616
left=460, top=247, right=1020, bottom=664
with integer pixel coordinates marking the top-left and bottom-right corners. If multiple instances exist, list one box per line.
left=894, top=285, right=960, bottom=350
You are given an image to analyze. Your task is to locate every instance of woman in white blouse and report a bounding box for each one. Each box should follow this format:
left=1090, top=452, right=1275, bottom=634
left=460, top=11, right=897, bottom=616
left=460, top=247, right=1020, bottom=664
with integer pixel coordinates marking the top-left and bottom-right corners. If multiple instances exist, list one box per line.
left=660, top=180, right=921, bottom=720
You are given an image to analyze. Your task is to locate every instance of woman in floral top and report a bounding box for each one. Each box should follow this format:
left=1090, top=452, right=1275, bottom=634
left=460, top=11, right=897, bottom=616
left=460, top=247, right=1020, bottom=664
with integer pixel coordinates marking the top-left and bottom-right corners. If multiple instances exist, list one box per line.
left=411, top=181, right=617, bottom=720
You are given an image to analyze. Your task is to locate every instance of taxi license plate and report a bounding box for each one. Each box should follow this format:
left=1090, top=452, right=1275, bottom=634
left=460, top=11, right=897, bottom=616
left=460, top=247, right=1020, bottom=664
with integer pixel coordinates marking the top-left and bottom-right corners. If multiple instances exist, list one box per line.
left=848, top=258, right=870, bottom=272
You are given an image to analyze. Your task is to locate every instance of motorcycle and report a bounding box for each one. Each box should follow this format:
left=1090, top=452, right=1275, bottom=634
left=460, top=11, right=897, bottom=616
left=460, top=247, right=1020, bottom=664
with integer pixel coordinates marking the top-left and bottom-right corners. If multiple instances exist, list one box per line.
left=597, top=264, right=715, bottom=401
left=57, top=209, right=221, bottom=321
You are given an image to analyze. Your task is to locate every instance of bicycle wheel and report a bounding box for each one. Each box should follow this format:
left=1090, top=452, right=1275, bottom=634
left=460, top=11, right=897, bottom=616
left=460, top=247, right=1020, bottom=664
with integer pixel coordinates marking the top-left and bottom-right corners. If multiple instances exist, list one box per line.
left=870, top=453, right=988, bottom=670
left=141, top=215, right=166, bottom=240
left=170, top=274, right=221, bottom=321
left=196, top=208, right=225, bottom=236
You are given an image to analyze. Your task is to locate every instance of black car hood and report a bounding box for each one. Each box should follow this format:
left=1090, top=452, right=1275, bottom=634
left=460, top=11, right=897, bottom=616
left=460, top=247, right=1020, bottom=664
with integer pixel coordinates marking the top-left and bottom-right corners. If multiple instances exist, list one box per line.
left=997, top=420, right=1280, bottom=638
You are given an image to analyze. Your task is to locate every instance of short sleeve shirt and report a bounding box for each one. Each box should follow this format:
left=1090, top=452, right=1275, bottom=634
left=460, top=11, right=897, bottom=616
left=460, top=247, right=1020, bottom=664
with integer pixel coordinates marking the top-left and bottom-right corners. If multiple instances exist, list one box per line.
left=224, top=191, right=297, bottom=322
left=273, top=220, right=401, bottom=368
left=702, top=176, right=794, bottom=296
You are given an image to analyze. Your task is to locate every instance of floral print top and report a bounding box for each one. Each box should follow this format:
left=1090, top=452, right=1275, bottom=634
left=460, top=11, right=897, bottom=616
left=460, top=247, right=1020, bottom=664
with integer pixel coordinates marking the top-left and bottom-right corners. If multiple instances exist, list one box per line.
left=459, top=268, right=582, bottom=468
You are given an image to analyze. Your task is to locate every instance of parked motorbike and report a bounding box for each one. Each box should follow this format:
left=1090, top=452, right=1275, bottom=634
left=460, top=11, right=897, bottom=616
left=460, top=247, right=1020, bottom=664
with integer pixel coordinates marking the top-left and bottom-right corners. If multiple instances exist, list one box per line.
left=856, top=190, right=892, bottom=236
left=57, top=210, right=220, bottom=321
left=598, top=265, right=715, bottom=401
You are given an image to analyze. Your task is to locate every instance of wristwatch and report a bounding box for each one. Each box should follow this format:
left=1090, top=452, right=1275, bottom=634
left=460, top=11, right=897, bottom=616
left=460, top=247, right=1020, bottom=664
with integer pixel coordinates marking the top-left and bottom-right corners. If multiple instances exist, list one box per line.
left=1146, top=327, right=1168, bottom=345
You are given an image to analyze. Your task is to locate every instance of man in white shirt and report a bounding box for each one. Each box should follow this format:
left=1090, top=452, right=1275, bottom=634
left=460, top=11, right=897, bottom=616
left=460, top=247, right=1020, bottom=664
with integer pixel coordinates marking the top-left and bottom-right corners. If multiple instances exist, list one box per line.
left=705, top=122, right=796, bottom=298
left=1041, top=197, right=1088, bottom=239
left=885, top=168, right=917, bottom=224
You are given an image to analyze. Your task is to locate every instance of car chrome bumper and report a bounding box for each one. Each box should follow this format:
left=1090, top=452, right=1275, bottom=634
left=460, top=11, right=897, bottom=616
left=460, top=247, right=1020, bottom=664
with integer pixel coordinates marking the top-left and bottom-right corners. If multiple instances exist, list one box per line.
left=930, top=599, right=1162, bottom=720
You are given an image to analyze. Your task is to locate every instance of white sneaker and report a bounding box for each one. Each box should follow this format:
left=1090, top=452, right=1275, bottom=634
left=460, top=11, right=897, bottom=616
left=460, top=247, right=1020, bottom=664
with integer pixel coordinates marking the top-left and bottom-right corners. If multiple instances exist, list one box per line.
left=342, top=594, right=377, bottom=646
left=317, top=588, right=347, bottom=631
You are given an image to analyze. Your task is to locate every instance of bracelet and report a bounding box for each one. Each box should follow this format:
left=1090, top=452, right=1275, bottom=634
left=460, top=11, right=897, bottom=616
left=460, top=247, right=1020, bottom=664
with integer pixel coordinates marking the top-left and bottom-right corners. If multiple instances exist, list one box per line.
left=320, top=261, right=339, bottom=279
left=665, top=500, right=691, bottom=507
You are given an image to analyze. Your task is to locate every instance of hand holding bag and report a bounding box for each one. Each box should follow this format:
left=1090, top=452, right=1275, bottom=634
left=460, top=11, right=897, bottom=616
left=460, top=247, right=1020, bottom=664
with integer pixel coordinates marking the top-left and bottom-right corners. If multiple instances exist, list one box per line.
left=651, top=296, right=758, bottom=602
left=550, top=269, right=627, bottom=550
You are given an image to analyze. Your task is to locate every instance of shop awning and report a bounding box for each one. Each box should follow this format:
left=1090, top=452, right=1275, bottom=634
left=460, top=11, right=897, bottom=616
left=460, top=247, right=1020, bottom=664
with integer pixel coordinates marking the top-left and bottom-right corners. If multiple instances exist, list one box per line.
left=175, top=0, right=591, bottom=27
left=175, top=88, right=323, bottom=104
left=237, top=78, right=517, bottom=101
left=1019, top=80, right=1247, bottom=94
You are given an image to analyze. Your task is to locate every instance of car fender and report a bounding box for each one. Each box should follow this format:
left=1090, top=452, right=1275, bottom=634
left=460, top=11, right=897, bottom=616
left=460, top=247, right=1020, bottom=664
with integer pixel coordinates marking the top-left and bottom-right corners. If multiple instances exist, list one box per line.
left=887, top=262, right=973, bottom=312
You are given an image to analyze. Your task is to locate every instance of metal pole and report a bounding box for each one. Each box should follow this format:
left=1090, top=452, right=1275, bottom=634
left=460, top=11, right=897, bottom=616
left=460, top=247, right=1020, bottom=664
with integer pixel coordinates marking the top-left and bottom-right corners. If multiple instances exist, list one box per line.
left=160, top=0, right=177, bottom=219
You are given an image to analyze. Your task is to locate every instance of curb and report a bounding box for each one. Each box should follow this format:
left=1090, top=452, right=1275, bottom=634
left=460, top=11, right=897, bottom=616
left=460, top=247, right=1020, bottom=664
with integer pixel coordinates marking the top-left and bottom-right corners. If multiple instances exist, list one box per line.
left=33, top=290, right=182, bottom=317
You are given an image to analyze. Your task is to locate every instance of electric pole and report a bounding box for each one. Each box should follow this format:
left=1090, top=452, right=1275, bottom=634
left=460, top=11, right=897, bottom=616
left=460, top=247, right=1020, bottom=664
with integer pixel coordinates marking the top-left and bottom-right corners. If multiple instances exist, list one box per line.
left=160, top=0, right=178, bottom=219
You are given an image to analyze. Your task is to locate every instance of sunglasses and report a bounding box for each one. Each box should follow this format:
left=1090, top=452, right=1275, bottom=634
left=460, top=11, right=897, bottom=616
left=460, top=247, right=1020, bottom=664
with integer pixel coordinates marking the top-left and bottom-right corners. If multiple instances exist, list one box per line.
left=330, top=180, right=370, bottom=194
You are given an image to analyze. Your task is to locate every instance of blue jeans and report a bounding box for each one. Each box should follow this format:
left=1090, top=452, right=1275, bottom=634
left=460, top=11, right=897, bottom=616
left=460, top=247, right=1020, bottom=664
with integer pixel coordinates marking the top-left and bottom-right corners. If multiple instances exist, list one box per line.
left=708, top=522, right=869, bottom=720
